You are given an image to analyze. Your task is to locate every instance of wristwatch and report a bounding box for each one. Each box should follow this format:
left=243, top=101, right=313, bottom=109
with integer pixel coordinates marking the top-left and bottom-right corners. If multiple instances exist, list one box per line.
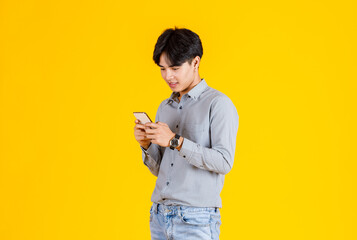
left=169, top=134, right=181, bottom=150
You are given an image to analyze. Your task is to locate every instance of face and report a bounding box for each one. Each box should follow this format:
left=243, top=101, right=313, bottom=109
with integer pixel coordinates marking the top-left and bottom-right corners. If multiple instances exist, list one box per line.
left=159, top=52, right=201, bottom=97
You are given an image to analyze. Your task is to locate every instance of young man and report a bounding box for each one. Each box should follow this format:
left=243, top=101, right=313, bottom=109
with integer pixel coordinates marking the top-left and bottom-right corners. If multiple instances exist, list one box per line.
left=134, top=27, right=239, bottom=240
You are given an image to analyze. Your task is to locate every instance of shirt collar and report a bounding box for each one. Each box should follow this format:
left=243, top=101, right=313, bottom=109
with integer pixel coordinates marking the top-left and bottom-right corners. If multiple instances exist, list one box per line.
left=169, top=78, right=208, bottom=102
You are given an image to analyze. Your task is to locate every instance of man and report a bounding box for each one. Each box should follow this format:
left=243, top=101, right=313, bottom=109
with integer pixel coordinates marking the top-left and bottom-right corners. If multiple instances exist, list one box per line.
left=134, top=27, right=239, bottom=240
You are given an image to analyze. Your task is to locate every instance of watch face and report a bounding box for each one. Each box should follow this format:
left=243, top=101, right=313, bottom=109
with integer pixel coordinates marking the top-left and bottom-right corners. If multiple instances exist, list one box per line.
left=170, top=138, right=179, bottom=148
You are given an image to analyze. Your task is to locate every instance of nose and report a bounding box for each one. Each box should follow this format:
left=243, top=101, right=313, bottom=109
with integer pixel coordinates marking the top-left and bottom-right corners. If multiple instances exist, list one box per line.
left=166, top=69, right=175, bottom=80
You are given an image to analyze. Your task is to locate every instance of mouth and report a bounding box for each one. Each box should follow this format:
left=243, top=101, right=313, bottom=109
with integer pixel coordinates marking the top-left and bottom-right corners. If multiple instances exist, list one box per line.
left=168, top=82, right=178, bottom=88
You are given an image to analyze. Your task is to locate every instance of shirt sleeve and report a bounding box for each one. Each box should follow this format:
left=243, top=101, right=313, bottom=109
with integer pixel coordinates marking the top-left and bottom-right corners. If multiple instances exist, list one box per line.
left=178, top=96, right=239, bottom=175
left=141, top=101, right=164, bottom=177
left=142, top=143, right=162, bottom=177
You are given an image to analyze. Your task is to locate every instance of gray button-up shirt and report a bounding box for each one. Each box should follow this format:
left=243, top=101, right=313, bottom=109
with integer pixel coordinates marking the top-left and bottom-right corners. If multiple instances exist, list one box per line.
left=141, top=79, right=239, bottom=208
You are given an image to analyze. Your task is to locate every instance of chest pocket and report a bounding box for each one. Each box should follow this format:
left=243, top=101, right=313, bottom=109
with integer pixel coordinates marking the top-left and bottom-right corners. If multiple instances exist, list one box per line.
left=182, top=123, right=206, bottom=142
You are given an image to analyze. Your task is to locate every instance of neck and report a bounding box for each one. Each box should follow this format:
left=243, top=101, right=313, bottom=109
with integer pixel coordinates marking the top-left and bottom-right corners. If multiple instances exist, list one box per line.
left=178, top=74, right=202, bottom=100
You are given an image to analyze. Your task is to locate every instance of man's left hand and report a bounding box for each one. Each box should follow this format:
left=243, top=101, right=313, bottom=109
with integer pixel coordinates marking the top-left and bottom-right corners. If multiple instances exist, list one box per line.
left=144, top=122, right=175, bottom=147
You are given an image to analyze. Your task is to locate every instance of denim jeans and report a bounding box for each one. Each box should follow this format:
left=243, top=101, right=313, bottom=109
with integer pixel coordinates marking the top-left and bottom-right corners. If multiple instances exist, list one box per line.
left=149, top=203, right=221, bottom=240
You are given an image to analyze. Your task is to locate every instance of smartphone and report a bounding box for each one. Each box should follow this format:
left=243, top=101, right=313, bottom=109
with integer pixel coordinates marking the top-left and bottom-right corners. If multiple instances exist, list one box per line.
left=133, top=112, right=153, bottom=124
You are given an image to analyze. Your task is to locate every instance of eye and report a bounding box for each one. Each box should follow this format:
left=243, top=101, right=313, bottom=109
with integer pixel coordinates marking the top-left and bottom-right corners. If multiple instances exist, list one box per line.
left=172, top=68, right=179, bottom=71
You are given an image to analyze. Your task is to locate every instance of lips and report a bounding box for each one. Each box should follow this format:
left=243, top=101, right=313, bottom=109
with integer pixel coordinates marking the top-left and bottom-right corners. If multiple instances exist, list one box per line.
left=168, top=82, right=178, bottom=88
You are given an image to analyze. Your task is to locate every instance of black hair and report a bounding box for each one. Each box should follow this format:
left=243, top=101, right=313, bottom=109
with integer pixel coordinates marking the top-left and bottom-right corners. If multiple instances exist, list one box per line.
left=153, top=27, right=203, bottom=67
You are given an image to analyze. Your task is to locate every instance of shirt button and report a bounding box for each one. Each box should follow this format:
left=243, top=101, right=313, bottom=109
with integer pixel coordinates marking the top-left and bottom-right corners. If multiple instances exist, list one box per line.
left=176, top=125, right=178, bottom=128
left=166, top=182, right=170, bottom=186
left=183, top=155, right=186, bottom=158
left=171, top=163, right=174, bottom=167
left=179, top=106, right=182, bottom=109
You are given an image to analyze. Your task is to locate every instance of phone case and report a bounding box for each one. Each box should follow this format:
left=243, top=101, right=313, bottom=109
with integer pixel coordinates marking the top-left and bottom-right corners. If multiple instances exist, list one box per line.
left=133, top=112, right=152, bottom=124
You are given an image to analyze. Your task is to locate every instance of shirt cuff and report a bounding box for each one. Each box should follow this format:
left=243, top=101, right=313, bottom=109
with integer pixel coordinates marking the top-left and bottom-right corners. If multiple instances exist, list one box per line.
left=178, top=138, right=195, bottom=163
left=142, top=143, right=161, bottom=158
left=141, top=146, right=148, bottom=154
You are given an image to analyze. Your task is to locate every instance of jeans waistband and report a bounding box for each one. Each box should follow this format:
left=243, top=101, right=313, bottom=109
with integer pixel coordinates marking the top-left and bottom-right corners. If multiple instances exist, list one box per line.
left=152, top=202, right=219, bottom=214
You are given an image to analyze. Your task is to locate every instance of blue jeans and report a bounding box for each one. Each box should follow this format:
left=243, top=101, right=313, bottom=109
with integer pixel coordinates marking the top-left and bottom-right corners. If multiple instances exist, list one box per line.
left=150, top=203, right=221, bottom=240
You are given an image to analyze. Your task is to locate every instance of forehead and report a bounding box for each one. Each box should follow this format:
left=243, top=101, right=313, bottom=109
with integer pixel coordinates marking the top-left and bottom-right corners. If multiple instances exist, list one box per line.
left=159, top=53, right=174, bottom=67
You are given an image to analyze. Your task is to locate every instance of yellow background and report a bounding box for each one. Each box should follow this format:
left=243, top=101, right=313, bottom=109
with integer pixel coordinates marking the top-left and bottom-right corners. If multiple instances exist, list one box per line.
left=1, top=0, right=356, bottom=239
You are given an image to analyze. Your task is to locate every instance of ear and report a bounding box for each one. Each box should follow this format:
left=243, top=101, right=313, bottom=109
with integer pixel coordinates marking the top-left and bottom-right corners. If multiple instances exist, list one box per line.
left=193, top=56, right=201, bottom=68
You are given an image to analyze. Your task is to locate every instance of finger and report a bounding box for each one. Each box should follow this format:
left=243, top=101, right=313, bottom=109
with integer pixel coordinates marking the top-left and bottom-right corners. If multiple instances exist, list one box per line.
left=145, top=133, right=156, bottom=140
left=135, top=123, right=145, bottom=130
left=144, top=128, right=156, bottom=134
left=134, top=127, right=145, bottom=133
left=137, top=135, right=150, bottom=141
left=135, top=135, right=145, bottom=140
left=135, top=130, right=146, bottom=136
left=134, top=130, right=146, bottom=136
left=136, top=132, right=151, bottom=139
left=135, top=119, right=140, bottom=124
left=145, top=122, right=159, bottom=128
left=156, top=121, right=167, bottom=126
left=135, top=133, right=142, bottom=138
left=145, top=134, right=156, bottom=140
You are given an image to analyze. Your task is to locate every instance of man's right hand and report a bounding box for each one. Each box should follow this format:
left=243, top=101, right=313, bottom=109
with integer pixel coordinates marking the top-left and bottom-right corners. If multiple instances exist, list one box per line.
left=134, top=119, right=151, bottom=150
